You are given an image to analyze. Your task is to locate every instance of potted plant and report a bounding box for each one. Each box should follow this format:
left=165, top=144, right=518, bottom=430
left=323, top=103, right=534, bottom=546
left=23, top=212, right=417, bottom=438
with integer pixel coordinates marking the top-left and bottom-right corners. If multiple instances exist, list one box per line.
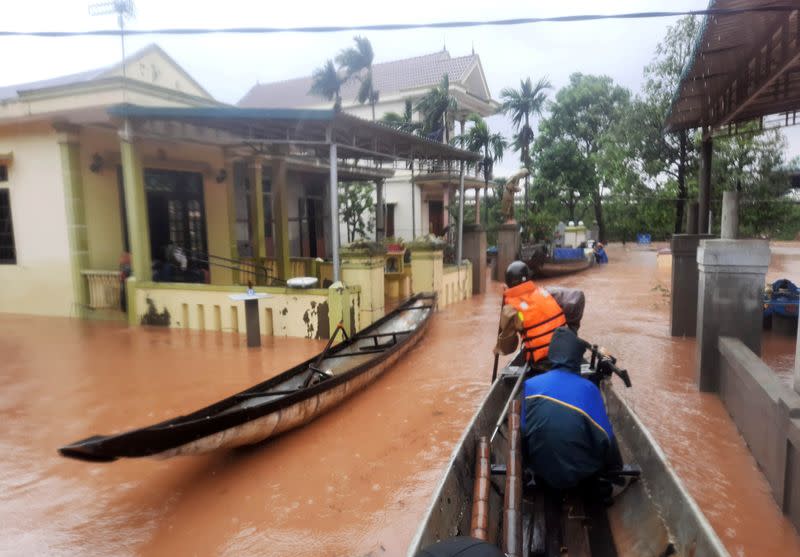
left=383, top=236, right=405, bottom=253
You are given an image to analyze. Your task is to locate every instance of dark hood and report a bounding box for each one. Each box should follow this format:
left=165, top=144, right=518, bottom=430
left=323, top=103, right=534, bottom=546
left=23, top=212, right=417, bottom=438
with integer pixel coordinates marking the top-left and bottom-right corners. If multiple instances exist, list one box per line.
left=548, top=327, right=585, bottom=373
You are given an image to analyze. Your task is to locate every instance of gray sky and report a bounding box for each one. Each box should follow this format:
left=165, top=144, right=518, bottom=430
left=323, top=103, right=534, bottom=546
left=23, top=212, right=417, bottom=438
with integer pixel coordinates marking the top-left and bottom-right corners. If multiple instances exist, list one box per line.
left=3, top=0, right=799, bottom=174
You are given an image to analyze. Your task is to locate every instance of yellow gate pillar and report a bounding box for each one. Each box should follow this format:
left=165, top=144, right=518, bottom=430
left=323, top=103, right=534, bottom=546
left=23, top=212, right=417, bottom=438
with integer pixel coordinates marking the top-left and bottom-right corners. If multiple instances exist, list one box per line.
left=55, top=123, right=90, bottom=317
left=341, top=244, right=385, bottom=328
left=410, top=244, right=444, bottom=299
left=271, top=157, right=290, bottom=281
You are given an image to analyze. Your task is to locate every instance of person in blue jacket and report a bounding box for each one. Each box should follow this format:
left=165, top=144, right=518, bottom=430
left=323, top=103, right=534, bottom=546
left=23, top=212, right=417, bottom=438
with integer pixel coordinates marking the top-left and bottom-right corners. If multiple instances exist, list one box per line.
left=593, top=242, right=609, bottom=264
left=522, top=326, right=622, bottom=491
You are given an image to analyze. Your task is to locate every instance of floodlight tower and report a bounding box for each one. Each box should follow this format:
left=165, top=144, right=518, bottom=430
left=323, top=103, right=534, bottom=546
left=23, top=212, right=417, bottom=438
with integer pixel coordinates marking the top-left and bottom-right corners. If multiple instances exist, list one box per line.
left=88, top=0, right=136, bottom=98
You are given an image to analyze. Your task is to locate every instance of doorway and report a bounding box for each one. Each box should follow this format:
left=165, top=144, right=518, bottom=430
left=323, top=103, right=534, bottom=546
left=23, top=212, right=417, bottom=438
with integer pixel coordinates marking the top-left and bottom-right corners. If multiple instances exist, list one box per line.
left=144, top=169, right=208, bottom=262
left=428, top=200, right=444, bottom=236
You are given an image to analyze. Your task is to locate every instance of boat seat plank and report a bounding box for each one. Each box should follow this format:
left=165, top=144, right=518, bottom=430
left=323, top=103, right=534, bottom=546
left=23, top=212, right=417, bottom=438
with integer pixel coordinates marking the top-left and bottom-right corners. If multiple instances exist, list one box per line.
left=562, top=494, right=591, bottom=557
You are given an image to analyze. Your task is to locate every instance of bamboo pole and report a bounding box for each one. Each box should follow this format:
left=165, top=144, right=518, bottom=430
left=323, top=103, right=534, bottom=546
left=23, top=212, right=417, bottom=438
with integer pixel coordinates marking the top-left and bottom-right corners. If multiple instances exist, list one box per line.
left=470, top=436, right=491, bottom=540
left=503, top=399, right=523, bottom=557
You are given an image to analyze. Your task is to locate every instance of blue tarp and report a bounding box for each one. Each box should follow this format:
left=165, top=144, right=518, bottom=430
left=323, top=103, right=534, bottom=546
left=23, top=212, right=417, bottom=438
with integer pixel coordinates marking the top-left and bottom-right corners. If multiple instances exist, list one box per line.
left=637, top=233, right=651, bottom=245
left=553, top=248, right=585, bottom=261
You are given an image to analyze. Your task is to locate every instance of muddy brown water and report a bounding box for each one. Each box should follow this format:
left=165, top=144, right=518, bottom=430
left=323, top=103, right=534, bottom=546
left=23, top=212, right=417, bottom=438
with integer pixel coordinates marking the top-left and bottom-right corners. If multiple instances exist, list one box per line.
left=2, top=243, right=800, bottom=556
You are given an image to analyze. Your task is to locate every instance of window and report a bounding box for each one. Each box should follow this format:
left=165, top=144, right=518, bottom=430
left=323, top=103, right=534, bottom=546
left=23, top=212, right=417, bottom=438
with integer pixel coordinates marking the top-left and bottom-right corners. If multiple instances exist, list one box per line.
left=0, top=165, right=7, bottom=182
left=0, top=189, right=16, bottom=264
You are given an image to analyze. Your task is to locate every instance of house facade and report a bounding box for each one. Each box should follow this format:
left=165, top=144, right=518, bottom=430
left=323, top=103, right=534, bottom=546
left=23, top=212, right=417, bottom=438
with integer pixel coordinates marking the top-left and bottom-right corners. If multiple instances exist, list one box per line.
left=238, top=49, right=499, bottom=243
left=0, top=45, right=476, bottom=334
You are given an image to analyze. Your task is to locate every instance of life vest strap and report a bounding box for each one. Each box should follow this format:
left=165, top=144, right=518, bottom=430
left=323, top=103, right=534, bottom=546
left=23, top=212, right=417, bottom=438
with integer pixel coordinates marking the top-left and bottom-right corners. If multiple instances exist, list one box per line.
left=521, top=311, right=565, bottom=332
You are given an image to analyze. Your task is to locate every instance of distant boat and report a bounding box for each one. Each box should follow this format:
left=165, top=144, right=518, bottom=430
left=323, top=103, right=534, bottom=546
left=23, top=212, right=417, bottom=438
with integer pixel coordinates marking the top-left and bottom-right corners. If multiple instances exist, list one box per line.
left=522, top=244, right=594, bottom=279
left=59, top=293, right=436, bottom=462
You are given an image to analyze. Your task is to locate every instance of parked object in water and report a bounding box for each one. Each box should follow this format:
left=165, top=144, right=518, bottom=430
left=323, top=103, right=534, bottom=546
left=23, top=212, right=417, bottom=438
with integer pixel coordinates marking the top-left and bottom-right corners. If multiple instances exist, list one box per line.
left=59, top=293, right=436, bottom=462
left=520, top=244, right=594, bottom=279
left=408, top=343, right=730, bottom=557
left=764, top=279, right=799, bottom=332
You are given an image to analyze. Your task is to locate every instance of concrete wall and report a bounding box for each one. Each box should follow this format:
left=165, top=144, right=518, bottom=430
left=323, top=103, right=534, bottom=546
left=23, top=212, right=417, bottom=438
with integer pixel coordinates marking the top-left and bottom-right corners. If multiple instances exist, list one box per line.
left=0, top=122, right=75, bottom=316
left=441, top=263, right=472, bottom=308
left=133, top=282, right=334, bottom=339
left=718, top=336, right=800, bottom=525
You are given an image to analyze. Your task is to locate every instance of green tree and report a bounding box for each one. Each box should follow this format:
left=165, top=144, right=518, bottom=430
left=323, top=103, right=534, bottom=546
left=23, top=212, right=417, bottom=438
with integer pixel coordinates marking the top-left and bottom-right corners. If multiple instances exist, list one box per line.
left=533, top=135, right=593, bottom=222
left=309, top=60, right=344, bottom=111
left=339, top=182, right=375, bottom=243
left=500, top=77, right=552, bottom=209
left=415, top=74, right=458, bottom=143
left=381, top=99, right=422, bottom=134
left=453, top=114, right=507, bottom=223
left=712, top=128, right=792, bottom=238
left=634, top=15, right=703, bottom=233
left=538, top=73, right=631, bottom=242
left=336, top=36, right=379, bottom=120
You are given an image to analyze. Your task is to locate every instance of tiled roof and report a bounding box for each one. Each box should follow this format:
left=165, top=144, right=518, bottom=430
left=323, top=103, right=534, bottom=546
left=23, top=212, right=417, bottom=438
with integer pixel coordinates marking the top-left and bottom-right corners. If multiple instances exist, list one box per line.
left=238, top=50, right=483, bottom=108
left=0, top=67, right=106, bottom=101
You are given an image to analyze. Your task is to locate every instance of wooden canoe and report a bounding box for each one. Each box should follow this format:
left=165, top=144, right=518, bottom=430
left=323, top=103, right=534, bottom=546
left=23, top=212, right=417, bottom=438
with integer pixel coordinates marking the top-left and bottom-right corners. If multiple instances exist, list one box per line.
left=59, top=293, right=436, bottom=462
left=407, top=359, right=730, bottom=557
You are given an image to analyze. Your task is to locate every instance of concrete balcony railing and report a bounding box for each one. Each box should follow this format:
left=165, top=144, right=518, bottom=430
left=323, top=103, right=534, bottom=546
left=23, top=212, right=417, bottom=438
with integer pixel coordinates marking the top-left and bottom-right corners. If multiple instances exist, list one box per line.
left=82, top=270, right=121, bottom=310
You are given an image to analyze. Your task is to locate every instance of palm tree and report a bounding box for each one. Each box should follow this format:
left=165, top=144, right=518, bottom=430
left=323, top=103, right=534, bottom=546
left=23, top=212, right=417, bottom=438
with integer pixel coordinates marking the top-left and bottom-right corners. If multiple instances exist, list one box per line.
left=309, top=60, right=344, bottom=111
left=381, top=99, right=422, bottom=134
left=415, top=74, right=458, bottom=143
left=500, top=77, right=552, bottom=209
left=336, top=36, right=379, bottom=120
left=453, top=114, right=507, bottom=223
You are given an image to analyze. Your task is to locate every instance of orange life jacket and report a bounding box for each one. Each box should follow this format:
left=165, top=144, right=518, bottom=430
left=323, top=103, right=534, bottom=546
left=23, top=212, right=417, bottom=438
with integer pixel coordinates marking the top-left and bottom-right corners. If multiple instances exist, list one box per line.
left=503, top=281, right=567, bottom=362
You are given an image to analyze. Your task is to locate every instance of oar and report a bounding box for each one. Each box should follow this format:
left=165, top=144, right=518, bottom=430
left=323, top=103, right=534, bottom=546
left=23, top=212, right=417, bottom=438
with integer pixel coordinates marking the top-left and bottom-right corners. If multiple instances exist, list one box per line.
left=491, top=292, right=506, bottom=383
left=490, top=365, right=528, bottom=444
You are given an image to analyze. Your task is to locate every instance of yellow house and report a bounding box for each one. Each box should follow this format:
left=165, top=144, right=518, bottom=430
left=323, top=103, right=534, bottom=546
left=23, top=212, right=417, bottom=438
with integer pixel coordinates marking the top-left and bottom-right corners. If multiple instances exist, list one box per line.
left=0, top=45, right=478, bottom=338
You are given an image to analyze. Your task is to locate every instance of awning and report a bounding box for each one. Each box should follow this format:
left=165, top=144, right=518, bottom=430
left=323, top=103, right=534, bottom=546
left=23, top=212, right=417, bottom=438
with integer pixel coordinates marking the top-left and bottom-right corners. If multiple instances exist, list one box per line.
left=107, top=104, right=481, bottom=164
left=666, top=1, right=800, bottom=132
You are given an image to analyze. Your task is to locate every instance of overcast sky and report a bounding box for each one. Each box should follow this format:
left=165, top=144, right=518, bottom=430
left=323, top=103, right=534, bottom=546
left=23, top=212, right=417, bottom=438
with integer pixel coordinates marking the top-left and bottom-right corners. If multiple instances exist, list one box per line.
left=3, top=0, right=799, bottom=174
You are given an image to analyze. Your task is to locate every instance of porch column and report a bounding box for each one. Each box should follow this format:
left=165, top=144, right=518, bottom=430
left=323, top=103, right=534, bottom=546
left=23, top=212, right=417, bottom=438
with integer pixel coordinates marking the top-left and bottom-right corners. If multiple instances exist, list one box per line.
left=119, top=121, right=152, bottom=282
left=375, top=178, right=385, bottom=241
left=474, top=188, right=481, bottom=225
left=456, top=161, right=465, bottom=265
left=410, top=159, right=416, bottom=240
left=248, top=159, right=265, bottom=269
left=271, top=157, right=290, bottom=281
left=442, top=185, right=450, bottom=229
left=224, top=157, right=239, bottom=284
left=698, top=134, right=713, bottom=234
left=329, top=143, right=340, bottom=283
left=55, top=123, right=90, bottom=316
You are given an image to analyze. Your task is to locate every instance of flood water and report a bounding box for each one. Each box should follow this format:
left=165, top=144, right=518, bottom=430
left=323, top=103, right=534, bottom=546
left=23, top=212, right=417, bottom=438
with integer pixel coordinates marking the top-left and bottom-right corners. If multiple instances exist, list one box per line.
left=2, top=244, right=800, bottom=556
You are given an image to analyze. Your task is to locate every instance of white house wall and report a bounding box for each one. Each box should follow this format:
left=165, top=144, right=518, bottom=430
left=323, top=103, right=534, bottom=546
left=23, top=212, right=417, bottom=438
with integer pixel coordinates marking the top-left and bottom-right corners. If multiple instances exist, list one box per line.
left=0, top=122, right=75, bottom=316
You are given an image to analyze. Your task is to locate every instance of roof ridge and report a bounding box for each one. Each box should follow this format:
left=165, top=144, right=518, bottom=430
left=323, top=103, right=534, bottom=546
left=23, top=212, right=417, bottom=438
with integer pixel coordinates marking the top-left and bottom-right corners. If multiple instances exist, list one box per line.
left=249, top=50, right=455, bottom=90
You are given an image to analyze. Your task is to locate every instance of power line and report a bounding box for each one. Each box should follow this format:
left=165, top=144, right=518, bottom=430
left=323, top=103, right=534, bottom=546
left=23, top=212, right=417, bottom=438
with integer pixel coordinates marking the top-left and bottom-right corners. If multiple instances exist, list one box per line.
left=0, top=6, right=797, bottom=38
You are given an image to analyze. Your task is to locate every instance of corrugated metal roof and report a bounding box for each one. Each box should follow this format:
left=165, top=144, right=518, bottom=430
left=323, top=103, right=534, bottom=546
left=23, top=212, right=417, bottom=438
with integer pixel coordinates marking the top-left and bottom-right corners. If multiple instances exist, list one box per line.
left=107, top=103, right=481, bottom=162
left=666, top=0, right=800, bottom=131
left=238, top=50, right=484, bottom=108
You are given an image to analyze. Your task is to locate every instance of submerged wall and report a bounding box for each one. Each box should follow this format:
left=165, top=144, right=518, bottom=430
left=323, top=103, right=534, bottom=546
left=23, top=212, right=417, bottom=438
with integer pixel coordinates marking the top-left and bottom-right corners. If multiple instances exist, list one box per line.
left=718, top=336, right=800, bottom=528
left=132, top=281, right=361, bottom=340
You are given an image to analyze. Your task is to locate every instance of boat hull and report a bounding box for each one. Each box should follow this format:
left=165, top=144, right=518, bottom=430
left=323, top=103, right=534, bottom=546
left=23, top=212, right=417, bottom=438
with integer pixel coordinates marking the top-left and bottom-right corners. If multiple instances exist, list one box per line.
left=59, top=293, right=435, bottom=462
left=406, top=365, right=730, bottom=557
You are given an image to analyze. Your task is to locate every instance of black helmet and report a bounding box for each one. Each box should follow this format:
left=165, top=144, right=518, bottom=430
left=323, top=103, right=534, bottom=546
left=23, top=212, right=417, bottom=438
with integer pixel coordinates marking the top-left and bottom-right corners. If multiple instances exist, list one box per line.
left=505, top=260, right=531, bottom=288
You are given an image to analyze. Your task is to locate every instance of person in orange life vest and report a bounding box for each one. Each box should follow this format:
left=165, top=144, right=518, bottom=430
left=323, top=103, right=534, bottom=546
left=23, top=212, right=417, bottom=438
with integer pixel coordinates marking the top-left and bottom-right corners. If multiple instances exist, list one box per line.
left=493, top=261, right=585, bottom=367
